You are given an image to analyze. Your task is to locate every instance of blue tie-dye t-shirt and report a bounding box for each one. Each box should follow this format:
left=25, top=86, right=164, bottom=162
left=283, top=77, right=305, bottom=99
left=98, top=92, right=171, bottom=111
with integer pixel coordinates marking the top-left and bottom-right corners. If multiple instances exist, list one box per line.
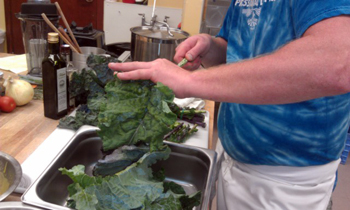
left=217, top=0, right=350, bottom=166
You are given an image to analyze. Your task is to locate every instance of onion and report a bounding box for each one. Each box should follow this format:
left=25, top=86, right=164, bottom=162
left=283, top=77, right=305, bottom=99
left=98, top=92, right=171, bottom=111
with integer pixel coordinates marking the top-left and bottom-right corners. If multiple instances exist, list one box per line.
left=4, top=76, right=34, bottom=106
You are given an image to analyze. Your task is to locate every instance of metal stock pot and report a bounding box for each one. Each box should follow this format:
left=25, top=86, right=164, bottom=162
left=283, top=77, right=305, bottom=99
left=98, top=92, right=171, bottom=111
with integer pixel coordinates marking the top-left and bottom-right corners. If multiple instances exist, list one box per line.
left=130, top=26, right=189, bottom=62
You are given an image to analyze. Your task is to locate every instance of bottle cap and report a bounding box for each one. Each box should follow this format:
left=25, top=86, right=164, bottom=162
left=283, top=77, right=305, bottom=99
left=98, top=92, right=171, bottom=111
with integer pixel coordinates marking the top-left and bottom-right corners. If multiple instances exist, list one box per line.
left=60, top=44, right=71, bottom=55
left=47, top=32, right=59, bottom=43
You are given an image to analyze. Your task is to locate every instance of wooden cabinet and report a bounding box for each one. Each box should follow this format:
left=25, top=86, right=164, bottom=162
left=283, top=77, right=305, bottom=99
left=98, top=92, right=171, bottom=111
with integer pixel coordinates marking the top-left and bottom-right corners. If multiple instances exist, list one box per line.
left=4, top=0, right=103, bottom=54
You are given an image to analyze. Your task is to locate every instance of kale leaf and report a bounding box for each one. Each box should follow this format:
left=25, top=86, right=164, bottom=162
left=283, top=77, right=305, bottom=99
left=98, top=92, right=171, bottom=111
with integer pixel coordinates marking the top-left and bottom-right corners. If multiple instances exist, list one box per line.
left=68, top=55, right=117, bottom=105
left=86, top=55, right=115, bottom=85
left=60, top=146, right=171, bottom=210
left=60, top=146, right=201, bottom=210
left=97, top=78, right=177, bottom=152
left=58, top=94, right=106, bottom=130
left=93, top=144, right=150, bottom=176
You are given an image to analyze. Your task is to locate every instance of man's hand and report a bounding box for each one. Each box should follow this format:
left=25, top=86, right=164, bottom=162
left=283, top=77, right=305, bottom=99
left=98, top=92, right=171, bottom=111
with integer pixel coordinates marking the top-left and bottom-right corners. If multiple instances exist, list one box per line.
left=174, top=34, right=213, bottom=70
left=108, top=59, right=192, bottom=98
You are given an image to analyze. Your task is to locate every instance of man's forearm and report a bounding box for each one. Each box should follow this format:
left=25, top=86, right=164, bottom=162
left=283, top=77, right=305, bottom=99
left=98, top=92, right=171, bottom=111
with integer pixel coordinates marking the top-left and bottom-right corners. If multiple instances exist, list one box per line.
left=185, top=16, right=350, bottom=104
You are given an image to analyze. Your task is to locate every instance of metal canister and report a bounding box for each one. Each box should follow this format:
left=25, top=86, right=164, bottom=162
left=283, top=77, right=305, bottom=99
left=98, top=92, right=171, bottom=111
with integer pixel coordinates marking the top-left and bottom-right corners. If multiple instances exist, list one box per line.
left=130, top=26, right=189, bottom=62
left=72, top=46, right=106, bottom=72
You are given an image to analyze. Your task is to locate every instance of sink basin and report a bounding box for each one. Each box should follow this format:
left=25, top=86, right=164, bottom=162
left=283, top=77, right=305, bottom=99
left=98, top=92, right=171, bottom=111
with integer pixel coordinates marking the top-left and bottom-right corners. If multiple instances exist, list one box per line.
left=22, top=126, right=217, bottom=210
left=0, top=201, right=43, bottom=209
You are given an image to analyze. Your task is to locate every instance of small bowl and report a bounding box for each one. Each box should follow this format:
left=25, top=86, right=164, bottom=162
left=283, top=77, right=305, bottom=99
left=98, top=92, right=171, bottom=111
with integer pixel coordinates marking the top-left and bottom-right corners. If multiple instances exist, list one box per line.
left=0, top=151, right=22, bottom=201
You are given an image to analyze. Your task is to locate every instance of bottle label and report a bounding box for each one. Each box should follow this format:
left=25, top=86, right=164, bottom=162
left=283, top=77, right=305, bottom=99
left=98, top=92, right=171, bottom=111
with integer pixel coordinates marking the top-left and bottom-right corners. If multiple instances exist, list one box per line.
left=56, top=67, right=67, bottom=112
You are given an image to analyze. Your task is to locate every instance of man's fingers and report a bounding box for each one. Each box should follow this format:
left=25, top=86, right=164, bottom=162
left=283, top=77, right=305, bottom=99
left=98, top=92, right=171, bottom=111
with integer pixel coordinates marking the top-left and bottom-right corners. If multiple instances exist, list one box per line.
left=109, top=60, right=162, bottom=81
left=186, top=43, right=207, bottom=61
left=108, top=62, right=152, bottom=72
left=176, top=56, right=202, bottom=70
left=116, top=69, right=153, bottom=81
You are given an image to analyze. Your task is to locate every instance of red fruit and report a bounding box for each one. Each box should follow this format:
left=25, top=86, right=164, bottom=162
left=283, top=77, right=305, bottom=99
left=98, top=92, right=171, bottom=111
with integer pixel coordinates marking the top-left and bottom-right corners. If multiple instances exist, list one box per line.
left=0, top=96, right=17, bottom=113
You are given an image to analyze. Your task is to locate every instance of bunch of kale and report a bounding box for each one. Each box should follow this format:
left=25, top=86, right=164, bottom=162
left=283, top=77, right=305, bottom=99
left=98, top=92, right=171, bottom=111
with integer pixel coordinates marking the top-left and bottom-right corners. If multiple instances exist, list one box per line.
left=59, top=55, right=206, bottom=143
left=58, top=55, right=202, bottom=210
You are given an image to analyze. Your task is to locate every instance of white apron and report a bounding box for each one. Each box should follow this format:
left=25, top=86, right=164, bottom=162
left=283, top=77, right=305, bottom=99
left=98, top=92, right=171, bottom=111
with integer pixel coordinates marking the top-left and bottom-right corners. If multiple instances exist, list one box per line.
left=215, top=140, right=340, bottom=210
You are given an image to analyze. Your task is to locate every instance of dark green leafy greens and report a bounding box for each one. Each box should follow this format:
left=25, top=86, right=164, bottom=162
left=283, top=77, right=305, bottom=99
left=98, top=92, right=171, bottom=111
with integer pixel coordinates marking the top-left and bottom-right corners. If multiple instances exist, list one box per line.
left=86, top=55, right=116, bottom=86
left=169, top=103, right=206, bottom=128
left=97, top=79, right=177, bottom=152
left=59, top=55, right=202, bottom=210
left=164, top=122, right=198, bottom=143
left=68, top=55, right=117, bottom=105
left=60, top=146, right=200, bottom=210
left=93, top=144, right=149, bottom=176
left=59, top=56, right=202, bottom=144
left=58, top=93, right=106, bottom=130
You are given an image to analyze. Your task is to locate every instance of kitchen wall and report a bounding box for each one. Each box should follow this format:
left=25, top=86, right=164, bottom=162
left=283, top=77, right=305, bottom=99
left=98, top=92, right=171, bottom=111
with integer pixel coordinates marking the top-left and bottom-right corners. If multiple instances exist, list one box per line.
left=181, top=0, right=205, bottom=35
left=148, top=0, right=205, bottom=36
left=148, top=0, right=183, bottom=9
left=114, top=0, right=205, bottom=35
left=0, top=0, right=7, bottom=52
left=0, top=0, right=5, bottom=29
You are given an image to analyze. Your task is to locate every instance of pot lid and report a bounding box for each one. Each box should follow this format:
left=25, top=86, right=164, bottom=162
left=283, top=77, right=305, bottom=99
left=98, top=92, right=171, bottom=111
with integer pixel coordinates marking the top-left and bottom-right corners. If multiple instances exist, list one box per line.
left=130, top=26, right=189, bottom=40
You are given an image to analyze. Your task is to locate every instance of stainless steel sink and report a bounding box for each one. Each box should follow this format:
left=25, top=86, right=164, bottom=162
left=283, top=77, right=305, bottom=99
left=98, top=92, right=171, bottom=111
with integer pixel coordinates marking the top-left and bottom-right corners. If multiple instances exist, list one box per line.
left=22, top=126, right=217, bottom=210
left=0, top=201, right=43, bottom=209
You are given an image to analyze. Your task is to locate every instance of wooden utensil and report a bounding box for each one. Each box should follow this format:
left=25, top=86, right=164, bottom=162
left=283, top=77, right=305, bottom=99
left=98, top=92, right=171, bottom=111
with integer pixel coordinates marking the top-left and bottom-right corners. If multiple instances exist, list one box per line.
left=58, top=26, right=73, bottom=45
left=41, top=13, right=79, bottom=53
left=54, top=2, right=82, bottom=54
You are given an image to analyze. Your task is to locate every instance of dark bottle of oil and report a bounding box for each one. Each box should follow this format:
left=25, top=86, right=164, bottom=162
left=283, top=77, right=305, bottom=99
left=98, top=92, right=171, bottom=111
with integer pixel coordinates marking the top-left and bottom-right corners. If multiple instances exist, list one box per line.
left=42, top=32, right=68, bottom=119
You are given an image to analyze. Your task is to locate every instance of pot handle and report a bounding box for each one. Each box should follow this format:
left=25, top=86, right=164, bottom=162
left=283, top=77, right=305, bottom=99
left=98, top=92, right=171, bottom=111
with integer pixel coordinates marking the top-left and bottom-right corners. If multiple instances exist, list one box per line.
left=105, top=50, right=119, bottom=58
left=154, top=21, right=174, bottom=37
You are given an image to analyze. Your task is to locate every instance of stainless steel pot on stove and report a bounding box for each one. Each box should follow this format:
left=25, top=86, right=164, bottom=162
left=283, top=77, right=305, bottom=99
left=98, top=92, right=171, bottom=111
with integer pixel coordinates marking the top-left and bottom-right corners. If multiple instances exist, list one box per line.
left=130, top=25, right=189, bottom=62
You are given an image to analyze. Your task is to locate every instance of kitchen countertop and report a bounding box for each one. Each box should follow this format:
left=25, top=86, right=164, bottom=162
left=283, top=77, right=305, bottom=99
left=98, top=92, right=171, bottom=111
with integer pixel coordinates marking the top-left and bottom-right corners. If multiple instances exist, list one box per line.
left=0, top=53, right=215, bottom=202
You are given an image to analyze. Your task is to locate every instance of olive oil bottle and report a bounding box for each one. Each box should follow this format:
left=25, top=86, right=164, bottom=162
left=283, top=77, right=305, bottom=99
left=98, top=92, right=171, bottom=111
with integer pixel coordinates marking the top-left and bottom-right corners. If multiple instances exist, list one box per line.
left=42, top=32, right=68, bottom=119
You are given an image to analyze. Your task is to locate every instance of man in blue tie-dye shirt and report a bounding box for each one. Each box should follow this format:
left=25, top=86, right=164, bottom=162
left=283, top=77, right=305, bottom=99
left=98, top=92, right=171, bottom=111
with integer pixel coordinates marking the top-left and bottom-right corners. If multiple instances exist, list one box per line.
left=110, top=0, right=350, bottom=209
